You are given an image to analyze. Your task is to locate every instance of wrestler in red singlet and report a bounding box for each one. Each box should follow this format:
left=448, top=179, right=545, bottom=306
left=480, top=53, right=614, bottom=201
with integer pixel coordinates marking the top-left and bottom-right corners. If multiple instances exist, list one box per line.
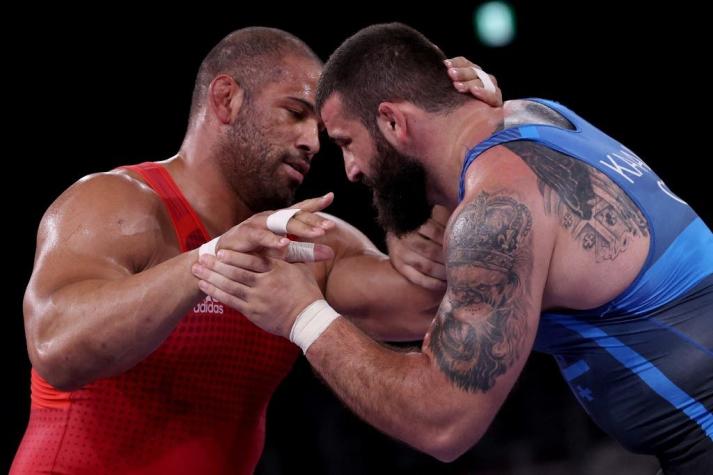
left=12, top=163, right=299, bottom=474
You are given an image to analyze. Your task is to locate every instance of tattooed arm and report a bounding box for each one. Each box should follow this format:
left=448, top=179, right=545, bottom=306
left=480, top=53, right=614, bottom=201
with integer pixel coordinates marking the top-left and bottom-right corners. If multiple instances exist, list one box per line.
left=301, top=185, right=552, bottom=460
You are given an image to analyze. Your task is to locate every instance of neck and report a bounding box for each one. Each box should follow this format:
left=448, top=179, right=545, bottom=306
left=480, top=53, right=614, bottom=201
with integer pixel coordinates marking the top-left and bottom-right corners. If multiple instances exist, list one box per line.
left=416, top=101, right=504, bottom=210
left=164, top=129, right=254, bottom=237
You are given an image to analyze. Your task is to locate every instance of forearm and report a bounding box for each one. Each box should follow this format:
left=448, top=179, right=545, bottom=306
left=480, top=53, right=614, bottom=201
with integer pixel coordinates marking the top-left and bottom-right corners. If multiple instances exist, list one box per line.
left=327, top=256, right=441, bottom=341
left=305, top=317, right=466, bottom=458
left=27, top=250, right=202, bottom=389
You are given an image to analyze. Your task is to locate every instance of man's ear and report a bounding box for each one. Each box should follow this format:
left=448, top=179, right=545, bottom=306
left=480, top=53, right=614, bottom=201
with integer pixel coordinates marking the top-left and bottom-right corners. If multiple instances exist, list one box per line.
left=376, top=102, right=408, bottom=148
left=209, top=74, right=245, bottom=124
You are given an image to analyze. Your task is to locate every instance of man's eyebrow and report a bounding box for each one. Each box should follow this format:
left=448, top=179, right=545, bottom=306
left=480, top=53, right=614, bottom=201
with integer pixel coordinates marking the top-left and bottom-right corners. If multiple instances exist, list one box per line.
left=286, top=96, right=316, bottom=113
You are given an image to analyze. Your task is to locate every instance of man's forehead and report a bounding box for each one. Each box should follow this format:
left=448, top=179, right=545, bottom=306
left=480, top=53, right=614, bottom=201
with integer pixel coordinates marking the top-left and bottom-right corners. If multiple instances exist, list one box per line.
left=321, top=93, right=346, bottom=126
left=267, top=56, right=321, bottom=100
left=322, top=93, right=361, bottom=139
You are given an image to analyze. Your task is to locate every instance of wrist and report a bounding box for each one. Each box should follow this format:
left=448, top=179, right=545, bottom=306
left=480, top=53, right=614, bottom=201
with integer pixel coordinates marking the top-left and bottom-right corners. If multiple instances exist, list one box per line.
left=289, top=299, right=340, bottom=353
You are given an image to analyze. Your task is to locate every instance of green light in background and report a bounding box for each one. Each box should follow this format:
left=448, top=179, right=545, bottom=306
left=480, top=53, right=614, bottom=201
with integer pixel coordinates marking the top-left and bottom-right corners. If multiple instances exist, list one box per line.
left=474, top=1, right=516, bottom=47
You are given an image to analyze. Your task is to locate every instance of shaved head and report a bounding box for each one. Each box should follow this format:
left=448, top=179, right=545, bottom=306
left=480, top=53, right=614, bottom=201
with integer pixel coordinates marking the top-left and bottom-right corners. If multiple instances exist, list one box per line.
left=188, top=27, right=320, bottom=127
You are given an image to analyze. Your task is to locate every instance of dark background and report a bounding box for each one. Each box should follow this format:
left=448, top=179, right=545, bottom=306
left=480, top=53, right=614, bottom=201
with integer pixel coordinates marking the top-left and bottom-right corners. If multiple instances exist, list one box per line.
left=6, top=3, right=709, bottom=473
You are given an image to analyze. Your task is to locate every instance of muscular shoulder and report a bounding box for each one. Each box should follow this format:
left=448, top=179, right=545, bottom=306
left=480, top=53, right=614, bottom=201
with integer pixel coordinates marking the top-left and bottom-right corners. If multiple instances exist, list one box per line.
left=469, top=141, right=650, bottom=308
left=37, top=170, right=175, bottom=272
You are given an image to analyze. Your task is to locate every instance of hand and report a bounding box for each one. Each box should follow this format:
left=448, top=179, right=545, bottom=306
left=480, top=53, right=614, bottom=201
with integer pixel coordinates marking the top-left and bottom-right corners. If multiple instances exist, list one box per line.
left=215, top=192, right=336, bottom=260
left=444, top=57, right=503, bottom=107
left=386, top=205, right=449, bottom=291
left=193, top=255, right=323, bottom=338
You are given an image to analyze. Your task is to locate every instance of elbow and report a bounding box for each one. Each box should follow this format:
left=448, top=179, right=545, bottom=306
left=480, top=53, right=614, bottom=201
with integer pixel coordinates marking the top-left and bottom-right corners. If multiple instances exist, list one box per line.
left=26, top=317, right=85, bottom=392
left=24, top=291, right=90, bottom=391
left=420, top=423, right=486, bottom=463
left=29, top=339, right=86, bottom=391
left=429, top=444, right=469, bottom=464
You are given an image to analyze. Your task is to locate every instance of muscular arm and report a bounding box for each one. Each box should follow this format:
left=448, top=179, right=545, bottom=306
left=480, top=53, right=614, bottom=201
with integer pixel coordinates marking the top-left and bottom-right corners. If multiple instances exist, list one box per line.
left=304, top=184, right=553, bottom=460
left=23, top=172, right=202, bottom=390
left=194, top=146, right=565, bottom=461
left=317, top=213, right=443, bottom=341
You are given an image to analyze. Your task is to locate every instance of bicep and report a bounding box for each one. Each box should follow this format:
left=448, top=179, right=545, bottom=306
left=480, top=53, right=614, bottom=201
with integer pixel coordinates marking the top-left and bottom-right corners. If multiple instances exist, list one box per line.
left=423, top=187, right=549, bottom=403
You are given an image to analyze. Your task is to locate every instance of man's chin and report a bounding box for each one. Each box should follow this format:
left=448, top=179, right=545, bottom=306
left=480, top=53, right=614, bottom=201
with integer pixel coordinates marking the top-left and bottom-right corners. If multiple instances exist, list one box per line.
left=255, top=189, right=296, bottom=212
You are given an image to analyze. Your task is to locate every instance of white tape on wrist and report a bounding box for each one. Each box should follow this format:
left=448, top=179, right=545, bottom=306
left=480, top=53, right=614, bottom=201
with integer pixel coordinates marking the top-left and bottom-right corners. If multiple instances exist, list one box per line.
left=266, top=208, right=301, bottom=235
left=289, top=299, right=340, bottom=353
left=199, top=237, right=220, bottom=257
left=286, top=241, right=316, bottom=263
left=472, top=67, right=496, bottom=94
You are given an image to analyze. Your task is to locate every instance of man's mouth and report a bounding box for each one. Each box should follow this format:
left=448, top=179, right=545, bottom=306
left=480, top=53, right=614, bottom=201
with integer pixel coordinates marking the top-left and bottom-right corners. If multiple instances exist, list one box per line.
left=284, top=158, right=310, bottom=177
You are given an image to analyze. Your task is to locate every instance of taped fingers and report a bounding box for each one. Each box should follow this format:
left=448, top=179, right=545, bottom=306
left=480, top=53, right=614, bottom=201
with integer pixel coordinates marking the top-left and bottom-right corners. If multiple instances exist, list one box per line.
left=266, top=209, right=301, bottom=235
left=286, top=241, right=335, bottom=263
left=472, top=66, right=496, bottom=94
left=265, top=208, right=334, bottom=239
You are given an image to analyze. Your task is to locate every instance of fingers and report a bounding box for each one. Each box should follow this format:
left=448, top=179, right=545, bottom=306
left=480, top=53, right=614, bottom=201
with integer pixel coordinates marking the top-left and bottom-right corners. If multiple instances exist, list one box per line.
left=389, top=224, right=445, bottom=263
left=221, top=226, right=290, bottom=253
left=197, top=278, right=248, bottom=314
left=257, top=193, right=335, bottom=240
left=447, top=65, right=484, bottom=83
left=293, top=210, right=335, bottom=231
left=398, top=245, right=447, bottom=280
left=397, top=264, right=447, bottom=292
left=194, top=254, right=262, bottom=288
left=291, top=192, right=334, bottom=213
left=311, top=243, right=335, bottom=262
left=193, top=257, right=253, bottom=313
left=284, top=212, right=335, bottom=238
left=215, top=249, right=272, bottom=273
left=288, top=193, right=336, bottom=235
left=445, top=56, right=485, bottom=89
left=408, top=234, right=445, bottom=265
left=464, top=79, right=503, bottom=107
left=285, top=241, right=335, bottom=263
left=431, top=205, right=451, bottom=227
left=445, top=56, right=482, bottom=69
left=417, top=219, right=446, bottom=248
left=444, top=57, right=503, bottom=107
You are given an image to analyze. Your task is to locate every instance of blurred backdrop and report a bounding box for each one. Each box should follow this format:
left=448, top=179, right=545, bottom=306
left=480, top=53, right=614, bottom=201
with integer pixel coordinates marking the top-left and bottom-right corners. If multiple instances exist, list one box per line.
left=5, top=2, right=709, bottom=473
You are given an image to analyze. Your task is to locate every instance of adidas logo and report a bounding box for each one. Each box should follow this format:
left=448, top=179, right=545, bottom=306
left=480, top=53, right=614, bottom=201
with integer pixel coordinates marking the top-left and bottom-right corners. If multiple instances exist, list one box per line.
left=193, top=295, right=225, bottom=315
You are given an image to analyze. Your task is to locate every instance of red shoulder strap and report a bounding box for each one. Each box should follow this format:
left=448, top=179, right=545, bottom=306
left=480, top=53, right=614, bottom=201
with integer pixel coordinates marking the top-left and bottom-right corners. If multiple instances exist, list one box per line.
left=122, top=162, right=210, bottom=252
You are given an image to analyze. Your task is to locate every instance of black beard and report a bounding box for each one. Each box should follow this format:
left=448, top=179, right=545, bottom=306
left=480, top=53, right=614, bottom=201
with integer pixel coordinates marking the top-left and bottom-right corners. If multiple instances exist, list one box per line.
left=369, top=134, right=431, bottom=236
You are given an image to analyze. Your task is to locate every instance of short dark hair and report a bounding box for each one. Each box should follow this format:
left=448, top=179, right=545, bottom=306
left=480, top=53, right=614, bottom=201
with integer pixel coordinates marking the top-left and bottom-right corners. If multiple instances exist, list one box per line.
left=189, top=27, right=320, bottom=126
left=316, top=23, right=470, bottom=135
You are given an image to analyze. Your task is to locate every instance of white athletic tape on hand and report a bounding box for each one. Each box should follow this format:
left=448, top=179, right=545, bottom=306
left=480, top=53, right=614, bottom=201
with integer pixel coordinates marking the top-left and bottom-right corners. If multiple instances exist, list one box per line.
left=286, top=241, right=316, bottom=263
left=473, top=67, right=496, bottom=94
left=199, top=237, right=220, bottom=257
left=289, top=299, right=340, bottom=353
left=266, top=208, right=301, bottom=235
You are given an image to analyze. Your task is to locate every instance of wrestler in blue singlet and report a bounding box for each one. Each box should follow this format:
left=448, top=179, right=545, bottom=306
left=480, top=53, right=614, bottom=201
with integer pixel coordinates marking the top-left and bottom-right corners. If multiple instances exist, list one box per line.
left=459, top=99, right=713, bottom=473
